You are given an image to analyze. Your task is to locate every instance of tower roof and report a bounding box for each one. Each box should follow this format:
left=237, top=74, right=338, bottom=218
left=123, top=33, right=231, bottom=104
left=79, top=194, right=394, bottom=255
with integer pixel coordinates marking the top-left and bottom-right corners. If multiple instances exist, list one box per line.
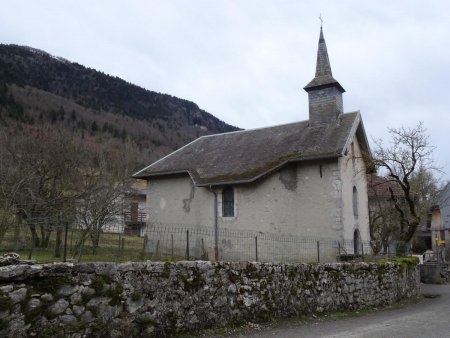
left=304, top=27, right=345, bottom=93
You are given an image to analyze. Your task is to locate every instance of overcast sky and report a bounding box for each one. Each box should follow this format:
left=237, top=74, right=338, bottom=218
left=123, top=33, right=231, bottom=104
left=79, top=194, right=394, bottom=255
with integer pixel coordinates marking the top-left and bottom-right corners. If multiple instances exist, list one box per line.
left=1, top=1, right=450, bottom=181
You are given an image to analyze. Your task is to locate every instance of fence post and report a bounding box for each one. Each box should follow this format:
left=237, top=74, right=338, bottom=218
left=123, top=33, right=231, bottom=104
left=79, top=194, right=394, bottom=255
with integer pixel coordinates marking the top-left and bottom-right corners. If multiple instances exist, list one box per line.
left=141, top=234, right=148, bottom=259
left=63, top=222, right=69, bottom=262
left=361, top=242, right=365, bottom=261
left=213, top=191, right=219, bottom=262
left=69, top=227, right=73, bottom=254
left=120, top=238, right=125, bottom=262
left=28, top=229, right=35, bottom=261
left=317, top=240, right=320, bottom=263
left=185, top=230, right=190, bottom=260
left=171, top=234, right=174, bottom=261
left=155, top=239, right=160, bottom=261
left=13, top=220, right=20, bottom=252
left=255, top=236, right=258, bottom=262
left=118, top=233, right=122, bottom=252
left=338, top=242, right=341, bottom=261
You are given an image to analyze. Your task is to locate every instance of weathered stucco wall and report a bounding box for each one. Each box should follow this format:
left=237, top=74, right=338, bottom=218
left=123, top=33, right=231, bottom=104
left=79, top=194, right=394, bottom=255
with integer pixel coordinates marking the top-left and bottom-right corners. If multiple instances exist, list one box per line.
left=339, top=135, right=370, bottom=245
left=146, top=161, right=347, bottom=261
left=147, top=162, right=341, bottom=237
left=0, top=260, right=420, bottom=337
left=147, top=175, right=214, bottom=226
left=215, top=161, right=341, bottom=238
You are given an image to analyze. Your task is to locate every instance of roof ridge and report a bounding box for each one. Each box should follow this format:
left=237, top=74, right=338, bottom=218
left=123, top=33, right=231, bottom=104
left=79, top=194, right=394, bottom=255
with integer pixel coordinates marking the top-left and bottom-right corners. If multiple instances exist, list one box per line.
left=200, top=111, right=359, bottom=139
left=132, top=136, right=201, bottom=177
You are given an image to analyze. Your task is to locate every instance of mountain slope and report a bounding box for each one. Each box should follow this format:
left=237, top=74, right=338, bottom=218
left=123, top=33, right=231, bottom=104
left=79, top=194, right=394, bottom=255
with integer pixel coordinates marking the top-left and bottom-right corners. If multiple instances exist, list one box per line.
left=0, top=44, right=239, bottom=170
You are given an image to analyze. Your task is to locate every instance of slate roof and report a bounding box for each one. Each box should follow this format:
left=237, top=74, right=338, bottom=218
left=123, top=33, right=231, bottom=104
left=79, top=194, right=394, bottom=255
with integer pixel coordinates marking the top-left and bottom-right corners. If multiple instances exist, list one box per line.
left=133, top=111, right=370, bottom=186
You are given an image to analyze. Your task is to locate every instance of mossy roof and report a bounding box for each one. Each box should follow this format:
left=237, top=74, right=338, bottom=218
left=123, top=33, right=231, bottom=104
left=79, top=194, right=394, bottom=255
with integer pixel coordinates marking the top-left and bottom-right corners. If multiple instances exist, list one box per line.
left=133, top=111, right=369, bottom=186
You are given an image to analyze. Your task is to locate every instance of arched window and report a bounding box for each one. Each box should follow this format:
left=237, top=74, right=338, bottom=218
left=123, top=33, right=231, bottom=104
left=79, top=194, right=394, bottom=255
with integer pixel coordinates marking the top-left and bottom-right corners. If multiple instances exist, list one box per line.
left=353, top=229, right=361, bottom=256
left=222, top=187, right=234, bottom=217
left=353, top=186, right=358, bottom=218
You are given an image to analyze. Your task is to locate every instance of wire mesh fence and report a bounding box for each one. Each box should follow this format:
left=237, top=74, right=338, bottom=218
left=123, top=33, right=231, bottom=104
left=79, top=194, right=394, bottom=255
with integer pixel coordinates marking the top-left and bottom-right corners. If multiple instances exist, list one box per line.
left=0, top=220, right=411, bottom=264
left=143, top=222, right=376, bottom=263
left=0, top=221, right=148, bottom=263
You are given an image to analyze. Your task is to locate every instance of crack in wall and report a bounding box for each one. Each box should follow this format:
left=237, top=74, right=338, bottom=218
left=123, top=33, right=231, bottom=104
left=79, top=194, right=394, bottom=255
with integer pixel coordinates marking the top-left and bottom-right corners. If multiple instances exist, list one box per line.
left=182, top=182, right=196, bottom=213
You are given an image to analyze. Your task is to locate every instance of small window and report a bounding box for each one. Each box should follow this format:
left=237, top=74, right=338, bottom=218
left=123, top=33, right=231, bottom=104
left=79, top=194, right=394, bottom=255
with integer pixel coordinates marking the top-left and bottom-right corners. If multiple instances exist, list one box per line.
left=353, top=186, right=358, bottom=217
left=222, top=187, right=234, bottom=217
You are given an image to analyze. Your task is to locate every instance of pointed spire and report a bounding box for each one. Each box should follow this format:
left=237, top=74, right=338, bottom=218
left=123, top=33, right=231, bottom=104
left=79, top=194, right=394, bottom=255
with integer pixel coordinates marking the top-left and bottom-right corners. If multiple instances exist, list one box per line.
left=304, top=26, right=345, bottom=126
left=304, top=27, right=344, bottom=93
left=315, top=27, right=332, bottom=77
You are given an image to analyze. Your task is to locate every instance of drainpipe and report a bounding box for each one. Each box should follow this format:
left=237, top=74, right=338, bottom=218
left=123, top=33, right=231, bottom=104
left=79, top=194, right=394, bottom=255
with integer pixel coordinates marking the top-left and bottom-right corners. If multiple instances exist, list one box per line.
left=210, top=186, right=219, bottom=261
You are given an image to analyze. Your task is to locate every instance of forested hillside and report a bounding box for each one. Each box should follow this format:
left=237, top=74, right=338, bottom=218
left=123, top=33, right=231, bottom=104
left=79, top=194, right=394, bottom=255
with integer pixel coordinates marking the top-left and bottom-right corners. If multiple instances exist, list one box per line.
left=0, top=44, right=239, bottom=250
left=0, top=44, right=239, bottom=170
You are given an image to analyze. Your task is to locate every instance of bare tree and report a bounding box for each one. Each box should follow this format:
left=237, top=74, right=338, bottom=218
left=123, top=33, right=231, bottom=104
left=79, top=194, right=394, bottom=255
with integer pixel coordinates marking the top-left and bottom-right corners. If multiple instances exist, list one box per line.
left=0, top=130, right=31, bottom=245
left=74, top=153, right=127, bottom=257
left=0, top=119, right=140, bottom=258
left=372, top=122, right=439, bottom=242
left=1, top=126, right=81, bottom=249
left=367, top=175, right=399, bottom=254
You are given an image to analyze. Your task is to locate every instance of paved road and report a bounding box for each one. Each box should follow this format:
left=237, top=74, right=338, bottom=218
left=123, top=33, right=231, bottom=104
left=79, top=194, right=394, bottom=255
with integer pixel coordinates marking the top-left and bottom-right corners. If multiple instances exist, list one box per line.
left=231, top=284, right=450, bottom=338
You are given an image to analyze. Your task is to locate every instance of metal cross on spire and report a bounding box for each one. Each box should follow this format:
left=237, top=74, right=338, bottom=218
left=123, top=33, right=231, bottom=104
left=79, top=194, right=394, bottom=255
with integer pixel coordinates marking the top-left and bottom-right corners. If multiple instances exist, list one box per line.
left=319, top=13, right=323, bottom=28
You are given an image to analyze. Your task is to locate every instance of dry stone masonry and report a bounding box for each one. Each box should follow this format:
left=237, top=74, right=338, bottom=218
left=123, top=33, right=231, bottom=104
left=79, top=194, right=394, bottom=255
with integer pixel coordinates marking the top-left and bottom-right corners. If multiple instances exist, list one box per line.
left=0, top=260, right=419, bottom=337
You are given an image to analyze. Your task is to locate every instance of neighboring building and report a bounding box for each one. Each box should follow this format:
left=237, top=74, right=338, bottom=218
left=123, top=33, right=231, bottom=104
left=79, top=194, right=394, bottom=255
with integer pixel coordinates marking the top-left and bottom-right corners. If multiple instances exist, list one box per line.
left=99, top=180, right=148, bottom=236
left=123, top=181, right=148, bottom=236
left=430, top=182, right=450, bottom=259
left=414, top=219, right=432, bottom=253
left=366, top=174, right=404, bottom=238
left=133, top=27, right=371, bottom=261
left=436, top=182, right=450, bottom=230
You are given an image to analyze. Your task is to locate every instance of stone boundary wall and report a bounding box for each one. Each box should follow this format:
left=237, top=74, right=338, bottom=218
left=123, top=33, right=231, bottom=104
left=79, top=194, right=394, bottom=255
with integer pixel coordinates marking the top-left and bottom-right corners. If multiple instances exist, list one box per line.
left=0, top=260, right=420, bottom=337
